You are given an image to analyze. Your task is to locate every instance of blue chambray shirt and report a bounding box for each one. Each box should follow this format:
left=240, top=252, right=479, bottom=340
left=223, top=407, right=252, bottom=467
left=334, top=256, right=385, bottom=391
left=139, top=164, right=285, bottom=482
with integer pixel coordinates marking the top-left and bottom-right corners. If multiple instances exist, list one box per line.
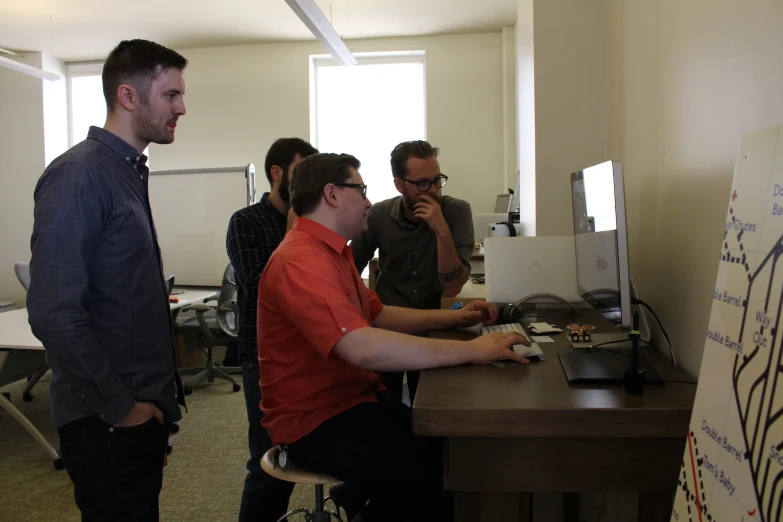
left=27, top=126, right=184, bottom=428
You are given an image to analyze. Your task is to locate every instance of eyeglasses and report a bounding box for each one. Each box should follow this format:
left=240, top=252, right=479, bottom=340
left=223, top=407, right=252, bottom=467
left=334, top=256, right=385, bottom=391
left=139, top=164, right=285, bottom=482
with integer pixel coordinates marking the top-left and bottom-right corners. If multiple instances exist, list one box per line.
left=334, top=182, right=368, bottom=200
left=402, top=174, right=448, bottom=192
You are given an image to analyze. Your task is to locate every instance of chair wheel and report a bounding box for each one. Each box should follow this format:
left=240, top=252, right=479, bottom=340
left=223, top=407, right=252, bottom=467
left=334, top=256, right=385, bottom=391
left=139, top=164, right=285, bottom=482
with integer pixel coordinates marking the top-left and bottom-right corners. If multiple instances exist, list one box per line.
left=232, top=383, right=241, bottom=392
left=169, top=422, right=180, bottom=434
left=166, top=442, right=173, bottom=455
left=54, top=458, right=65, bottom=470
left=23, top=392, right=34, bottom=402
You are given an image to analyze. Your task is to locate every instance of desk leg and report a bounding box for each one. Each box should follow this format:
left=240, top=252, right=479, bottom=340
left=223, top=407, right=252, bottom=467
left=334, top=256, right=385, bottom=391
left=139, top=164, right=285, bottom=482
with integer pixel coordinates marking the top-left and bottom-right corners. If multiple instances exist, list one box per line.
left=0, top=392, right=60, bottom=463
left=563, top=493, right=580, bottom=522
left=454, top=492, right=531, bottom=522
left=638, top=491, right=674, bottom=522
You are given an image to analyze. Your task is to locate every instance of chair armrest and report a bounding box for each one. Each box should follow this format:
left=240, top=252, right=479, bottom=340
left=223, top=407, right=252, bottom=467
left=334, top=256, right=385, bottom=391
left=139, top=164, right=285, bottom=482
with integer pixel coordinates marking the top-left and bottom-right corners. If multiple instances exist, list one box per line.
left=182, top=304, right=212, bottom=312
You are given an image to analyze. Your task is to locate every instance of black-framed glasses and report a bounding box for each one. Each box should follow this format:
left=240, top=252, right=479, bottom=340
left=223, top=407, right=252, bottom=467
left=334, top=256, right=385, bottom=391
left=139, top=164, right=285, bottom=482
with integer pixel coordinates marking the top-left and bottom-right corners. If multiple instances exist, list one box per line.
left=334, top=182, right=368, bottom=200
left=402, top=174, right=448, bottom=192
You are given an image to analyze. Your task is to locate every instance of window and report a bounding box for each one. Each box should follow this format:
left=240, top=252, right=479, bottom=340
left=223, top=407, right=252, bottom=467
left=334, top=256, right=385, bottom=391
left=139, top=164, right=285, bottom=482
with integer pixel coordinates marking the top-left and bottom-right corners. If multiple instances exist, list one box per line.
left=311, top=53, right=426, bottom=205
left=67, top=63, right=105, bottom=147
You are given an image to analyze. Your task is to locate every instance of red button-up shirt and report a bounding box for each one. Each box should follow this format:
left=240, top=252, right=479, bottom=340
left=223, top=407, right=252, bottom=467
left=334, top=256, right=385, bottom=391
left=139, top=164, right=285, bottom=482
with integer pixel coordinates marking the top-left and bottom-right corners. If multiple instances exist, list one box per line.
left=257, top=217, right=385, bottom=444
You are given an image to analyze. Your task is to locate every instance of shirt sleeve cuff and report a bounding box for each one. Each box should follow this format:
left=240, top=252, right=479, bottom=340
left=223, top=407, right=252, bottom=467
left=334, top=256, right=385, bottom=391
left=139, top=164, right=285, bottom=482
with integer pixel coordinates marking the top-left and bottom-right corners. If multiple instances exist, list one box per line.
left=99, top=392, right=137, bottom=425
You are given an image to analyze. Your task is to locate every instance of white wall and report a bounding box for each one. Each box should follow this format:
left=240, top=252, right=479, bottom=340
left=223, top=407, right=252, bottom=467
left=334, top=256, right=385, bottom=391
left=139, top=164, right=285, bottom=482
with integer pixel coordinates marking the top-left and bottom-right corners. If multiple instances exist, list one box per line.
left=0, top=55, right=48, bottom=306
left=151, top=33, right=508, bottom=215
left=606, top=0, right=783, bottom=377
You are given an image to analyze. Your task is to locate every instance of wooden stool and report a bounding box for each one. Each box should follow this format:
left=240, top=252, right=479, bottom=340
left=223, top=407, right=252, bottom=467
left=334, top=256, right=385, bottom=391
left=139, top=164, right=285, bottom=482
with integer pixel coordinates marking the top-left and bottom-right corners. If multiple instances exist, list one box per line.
left=261, top=446, right=345, bottom=522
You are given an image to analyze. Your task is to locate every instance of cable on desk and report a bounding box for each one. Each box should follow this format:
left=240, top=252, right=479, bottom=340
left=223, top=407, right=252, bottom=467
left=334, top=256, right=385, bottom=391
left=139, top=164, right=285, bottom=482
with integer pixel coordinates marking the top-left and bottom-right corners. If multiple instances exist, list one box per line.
left=587, top=339, right=656, bottom=352
left=632, top=298, right=677, bottom=367
left=665, top=379, right=699, bottom=385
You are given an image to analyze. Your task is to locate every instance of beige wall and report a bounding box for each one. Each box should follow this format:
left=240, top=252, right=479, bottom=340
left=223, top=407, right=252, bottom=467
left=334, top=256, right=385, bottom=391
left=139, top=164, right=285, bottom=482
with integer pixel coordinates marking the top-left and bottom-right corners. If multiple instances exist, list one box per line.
left=152, top=33, right=509, bottom=215
left=532, top=0, right=609, bottom=236
left=607, top=0, right=783, bottom=376
left=0, top=55, right=48, bottom=306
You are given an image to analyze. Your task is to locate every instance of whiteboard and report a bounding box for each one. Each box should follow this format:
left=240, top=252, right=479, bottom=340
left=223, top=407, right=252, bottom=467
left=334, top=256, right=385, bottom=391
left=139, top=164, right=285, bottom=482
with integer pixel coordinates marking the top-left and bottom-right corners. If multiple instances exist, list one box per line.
left=148, top=170, right=260, bottom=286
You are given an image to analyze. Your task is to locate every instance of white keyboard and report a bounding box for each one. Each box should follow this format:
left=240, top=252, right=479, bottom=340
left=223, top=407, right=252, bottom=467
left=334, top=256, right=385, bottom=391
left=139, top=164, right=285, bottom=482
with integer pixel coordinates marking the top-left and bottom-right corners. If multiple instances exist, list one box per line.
left=480, top=322, right=546, bottom=361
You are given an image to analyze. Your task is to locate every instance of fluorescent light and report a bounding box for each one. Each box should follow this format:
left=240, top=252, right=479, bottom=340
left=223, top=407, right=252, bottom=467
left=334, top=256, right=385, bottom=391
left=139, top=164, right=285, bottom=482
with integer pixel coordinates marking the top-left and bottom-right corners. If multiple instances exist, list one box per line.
left=285, top=0, right=357, bottom=66
left=0, top=54, right=61, bottom=81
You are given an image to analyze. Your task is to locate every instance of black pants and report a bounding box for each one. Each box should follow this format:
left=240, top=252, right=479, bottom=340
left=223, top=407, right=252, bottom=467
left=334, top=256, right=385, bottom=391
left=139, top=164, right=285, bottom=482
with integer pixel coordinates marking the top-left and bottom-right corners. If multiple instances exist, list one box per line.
left=240, top=354, right=295, bottom=521
left=381, top=370, right=420, bottom=404
left=58, top=415, right=170, bottom=522
left=287, top=400, right=453, bottom=522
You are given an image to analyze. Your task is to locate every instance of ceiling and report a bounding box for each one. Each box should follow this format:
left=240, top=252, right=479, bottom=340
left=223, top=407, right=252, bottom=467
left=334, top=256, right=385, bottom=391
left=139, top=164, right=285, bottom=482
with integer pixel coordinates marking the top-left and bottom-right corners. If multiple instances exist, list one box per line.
left=0, top=0, right=518, bottom=62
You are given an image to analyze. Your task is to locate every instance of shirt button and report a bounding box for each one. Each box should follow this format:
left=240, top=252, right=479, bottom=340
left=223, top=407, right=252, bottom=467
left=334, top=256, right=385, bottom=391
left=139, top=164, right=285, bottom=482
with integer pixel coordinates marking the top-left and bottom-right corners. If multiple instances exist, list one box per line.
left=140, top=175, right=144, bottom=180
left=413, top=289, right=417, bottom=294
left=125, top=157, right=130, bottom=161
left=341, top=327, right=346, bottom=332
left=136, top=156, right=140, bottom=161
left=413, top=271, right=417, bottom=275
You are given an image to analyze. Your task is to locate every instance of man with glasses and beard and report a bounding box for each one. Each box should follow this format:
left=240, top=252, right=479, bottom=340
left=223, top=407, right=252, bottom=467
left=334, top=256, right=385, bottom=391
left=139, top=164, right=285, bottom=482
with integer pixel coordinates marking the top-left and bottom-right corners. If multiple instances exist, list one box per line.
left=226, top=137, right=318, bottom=522
left=352, top=140, right=474, bottom=405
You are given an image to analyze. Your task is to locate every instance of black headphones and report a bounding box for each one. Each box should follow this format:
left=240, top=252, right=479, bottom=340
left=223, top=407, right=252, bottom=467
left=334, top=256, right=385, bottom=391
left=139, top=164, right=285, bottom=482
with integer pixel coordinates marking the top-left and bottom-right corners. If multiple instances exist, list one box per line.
left=497, top=303, right=524, bottom=324
left=490, top=222, right=517, bottom=237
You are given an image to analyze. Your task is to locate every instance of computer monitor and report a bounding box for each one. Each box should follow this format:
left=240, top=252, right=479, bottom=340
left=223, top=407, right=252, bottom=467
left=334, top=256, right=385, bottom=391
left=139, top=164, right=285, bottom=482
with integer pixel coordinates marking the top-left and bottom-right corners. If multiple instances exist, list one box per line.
left=494, top=194, right=512, bottom=213
left=570, top=161, right=632, bottom=329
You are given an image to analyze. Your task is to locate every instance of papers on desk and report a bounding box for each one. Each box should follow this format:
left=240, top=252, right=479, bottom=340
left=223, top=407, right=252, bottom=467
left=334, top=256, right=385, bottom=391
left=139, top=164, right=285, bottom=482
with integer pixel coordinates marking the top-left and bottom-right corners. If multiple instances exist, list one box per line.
left=531, top=335, right=555, bottom=343
left=528, top=322, right=563, bottom=334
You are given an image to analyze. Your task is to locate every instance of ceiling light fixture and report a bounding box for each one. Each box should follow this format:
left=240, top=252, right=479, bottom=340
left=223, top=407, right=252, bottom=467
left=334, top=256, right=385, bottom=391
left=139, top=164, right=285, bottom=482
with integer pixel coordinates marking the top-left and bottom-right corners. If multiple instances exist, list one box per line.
left=0, top=52, right=61, bottom=81
left=284, top=0, right=357, bottom=66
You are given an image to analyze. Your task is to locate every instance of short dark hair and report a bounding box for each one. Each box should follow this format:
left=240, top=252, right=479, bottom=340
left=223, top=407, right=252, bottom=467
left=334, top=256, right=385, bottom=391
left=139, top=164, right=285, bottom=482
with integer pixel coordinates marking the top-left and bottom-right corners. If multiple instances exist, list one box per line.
left=102, top=39, right=188, bottom=113
left=290, top=153, right=361, bottom=216
left=390, top=140, right=440, bottom=178
left=264, top=138, right=319, bottom=185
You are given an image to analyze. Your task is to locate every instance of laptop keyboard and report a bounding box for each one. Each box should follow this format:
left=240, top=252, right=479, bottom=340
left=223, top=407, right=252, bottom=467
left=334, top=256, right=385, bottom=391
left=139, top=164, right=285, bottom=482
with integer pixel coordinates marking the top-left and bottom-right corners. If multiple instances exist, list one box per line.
left=480, top=323, right=546, bottom=360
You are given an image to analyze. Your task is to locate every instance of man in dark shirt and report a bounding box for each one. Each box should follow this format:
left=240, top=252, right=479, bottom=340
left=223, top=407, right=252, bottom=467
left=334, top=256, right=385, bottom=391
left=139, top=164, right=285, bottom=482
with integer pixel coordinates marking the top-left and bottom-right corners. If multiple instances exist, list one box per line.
left=226, top=137, right=317, bottom=522
left=352, top=140, right=474, bottom=403
left=27, top=40, right=188, bottom=521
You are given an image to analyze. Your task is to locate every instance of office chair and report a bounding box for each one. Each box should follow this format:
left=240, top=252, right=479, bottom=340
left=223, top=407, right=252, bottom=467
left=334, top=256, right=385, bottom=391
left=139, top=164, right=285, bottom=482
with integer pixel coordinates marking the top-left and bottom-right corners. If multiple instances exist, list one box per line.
left=12, top=261, right=46, bottom=403
left=164, top=274, right=175, bottom=295
left=176, top=264, right=241, bottom=394
left=14, top=261, right=30, bottom=291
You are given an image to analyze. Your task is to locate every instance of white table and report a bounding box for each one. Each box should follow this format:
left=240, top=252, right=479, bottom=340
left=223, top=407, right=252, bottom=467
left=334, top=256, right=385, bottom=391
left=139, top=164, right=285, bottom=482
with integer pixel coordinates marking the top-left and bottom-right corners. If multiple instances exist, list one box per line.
left=169, top=288, right=218, bottom=311
left=0, top=287, right=217, bottom=468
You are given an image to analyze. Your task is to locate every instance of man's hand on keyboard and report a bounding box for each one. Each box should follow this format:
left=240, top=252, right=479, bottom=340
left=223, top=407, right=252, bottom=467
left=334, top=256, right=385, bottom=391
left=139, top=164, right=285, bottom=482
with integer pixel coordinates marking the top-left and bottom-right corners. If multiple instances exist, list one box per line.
left=468, top=332, right=530, bottom=364
left=453, top=301, right=498, bottom=327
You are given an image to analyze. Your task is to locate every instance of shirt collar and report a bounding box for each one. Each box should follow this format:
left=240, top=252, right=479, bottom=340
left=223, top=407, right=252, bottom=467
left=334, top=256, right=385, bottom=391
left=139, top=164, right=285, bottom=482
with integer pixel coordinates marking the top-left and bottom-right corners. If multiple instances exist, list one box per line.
left=258, top=192, right=288, bottom=220
left=87, top=126, right=148, bottom=169
left=292, top=217, right=348, bottom=254
left=388, top=195, right=420, bottom=228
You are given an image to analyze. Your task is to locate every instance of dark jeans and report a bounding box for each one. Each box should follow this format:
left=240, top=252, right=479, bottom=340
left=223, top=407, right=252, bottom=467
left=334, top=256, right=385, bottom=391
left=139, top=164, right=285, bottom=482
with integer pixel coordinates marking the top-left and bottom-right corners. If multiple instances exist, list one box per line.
left=240, top=353, right=295, bottom=522
left=58, top=415, right=170, bottom=522
left=288, top=400, right=453, bottom=522
left=381, top=370, right=420, bottom=404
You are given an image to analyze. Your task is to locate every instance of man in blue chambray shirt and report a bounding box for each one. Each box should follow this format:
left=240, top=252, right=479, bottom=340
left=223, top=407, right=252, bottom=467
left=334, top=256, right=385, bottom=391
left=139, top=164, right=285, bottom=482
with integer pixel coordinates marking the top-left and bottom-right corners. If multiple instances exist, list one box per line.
left=27, top=39, right=188, bottom=522
left=226, top=137, right=318, bottom=522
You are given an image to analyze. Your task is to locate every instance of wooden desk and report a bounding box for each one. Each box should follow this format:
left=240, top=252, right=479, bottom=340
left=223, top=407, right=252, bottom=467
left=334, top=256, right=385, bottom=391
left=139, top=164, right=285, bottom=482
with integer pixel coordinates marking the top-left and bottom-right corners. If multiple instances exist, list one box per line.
left=414, top=308, right=695, bottom=522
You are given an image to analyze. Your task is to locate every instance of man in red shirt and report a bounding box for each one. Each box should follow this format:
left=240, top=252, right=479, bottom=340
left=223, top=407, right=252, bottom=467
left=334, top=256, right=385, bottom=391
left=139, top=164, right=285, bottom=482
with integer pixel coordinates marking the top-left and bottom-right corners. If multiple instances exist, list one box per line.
left=257, top=153, right=528, bottom=522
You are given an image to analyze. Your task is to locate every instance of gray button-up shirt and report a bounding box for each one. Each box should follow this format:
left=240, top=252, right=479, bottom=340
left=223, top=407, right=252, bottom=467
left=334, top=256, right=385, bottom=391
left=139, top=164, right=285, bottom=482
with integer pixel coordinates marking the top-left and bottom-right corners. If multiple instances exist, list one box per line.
left=352, top=195, right=474, bottom=310
left=28, top=126, right=184, bottom=428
